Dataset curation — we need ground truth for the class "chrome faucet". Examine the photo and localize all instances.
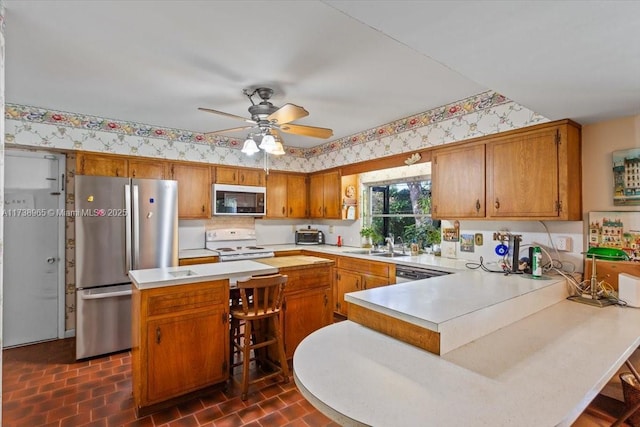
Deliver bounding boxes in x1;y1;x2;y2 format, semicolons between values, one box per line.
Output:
385;234;394;253
396;236;405;254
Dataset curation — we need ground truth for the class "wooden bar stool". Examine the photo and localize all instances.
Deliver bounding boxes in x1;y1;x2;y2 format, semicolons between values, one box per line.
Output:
229;274;290;400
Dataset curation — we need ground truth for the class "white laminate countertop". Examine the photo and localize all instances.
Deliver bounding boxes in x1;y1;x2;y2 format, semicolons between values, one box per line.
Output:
128;260;278;289
345;270;565;329
294;301;640;427
266;244;471;272
178;248;218;259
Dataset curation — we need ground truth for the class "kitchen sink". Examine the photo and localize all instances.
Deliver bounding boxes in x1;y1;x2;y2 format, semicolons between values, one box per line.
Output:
345;249;410;258
370;252;410;258
344;249;373;255
169;270;197;278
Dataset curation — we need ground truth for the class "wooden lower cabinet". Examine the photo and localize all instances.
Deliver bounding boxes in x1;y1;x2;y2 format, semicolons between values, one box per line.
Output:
584;259;640;291
276;264;332;359
146;310;226;403
132;280;229;415
334;270;362;316
334;256;396;316
282;287;331;359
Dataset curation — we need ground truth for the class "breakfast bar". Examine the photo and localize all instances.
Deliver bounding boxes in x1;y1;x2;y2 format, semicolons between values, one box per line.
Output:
294;300;640;426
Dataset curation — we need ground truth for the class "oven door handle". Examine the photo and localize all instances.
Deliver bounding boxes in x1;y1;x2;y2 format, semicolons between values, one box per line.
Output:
80;289;132;300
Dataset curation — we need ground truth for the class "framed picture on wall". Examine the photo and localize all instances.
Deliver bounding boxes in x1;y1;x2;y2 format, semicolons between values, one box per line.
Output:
613;148;640;206
588;211;640;261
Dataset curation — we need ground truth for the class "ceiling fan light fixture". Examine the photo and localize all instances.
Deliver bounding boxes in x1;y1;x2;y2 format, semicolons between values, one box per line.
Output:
241;136;260;155
258;132;276;152
270;140;285;156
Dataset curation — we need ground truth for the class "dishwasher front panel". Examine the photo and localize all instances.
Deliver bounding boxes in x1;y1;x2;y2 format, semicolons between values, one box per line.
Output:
76;283;132;360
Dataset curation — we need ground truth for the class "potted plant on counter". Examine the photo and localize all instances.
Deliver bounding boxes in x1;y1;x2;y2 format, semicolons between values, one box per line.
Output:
360;226;381;248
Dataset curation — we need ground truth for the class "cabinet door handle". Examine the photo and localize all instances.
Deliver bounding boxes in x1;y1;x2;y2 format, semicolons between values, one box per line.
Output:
115;168;120;177
131;169;136;178
282;206;285;215
156;327;162;344
289;207;293;215
240;174;244;183
202;204;205;213
476;199;481;212
233;172;236;181
494;198;500;210
324;294;328;306
363;280;367;290
356;279;360;289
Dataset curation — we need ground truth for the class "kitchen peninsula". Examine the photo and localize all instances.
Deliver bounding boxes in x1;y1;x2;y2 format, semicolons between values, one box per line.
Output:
128;255;334;416
294;281;640;426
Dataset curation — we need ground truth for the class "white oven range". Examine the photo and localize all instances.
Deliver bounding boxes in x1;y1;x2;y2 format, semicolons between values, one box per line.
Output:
205;229;274;262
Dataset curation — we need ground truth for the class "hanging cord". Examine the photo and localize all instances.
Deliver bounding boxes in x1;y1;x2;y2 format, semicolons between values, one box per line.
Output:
465;256;513;274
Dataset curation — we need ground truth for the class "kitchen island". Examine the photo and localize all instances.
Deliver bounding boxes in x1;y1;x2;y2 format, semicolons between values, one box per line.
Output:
294;301;640;426
128;256;334;416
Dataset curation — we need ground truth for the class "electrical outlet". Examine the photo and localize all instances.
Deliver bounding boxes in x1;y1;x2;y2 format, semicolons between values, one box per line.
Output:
329;225;334;234
556;236;572;252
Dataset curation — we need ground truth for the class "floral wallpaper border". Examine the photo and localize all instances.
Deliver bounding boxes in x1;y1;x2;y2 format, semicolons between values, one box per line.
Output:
6;90;509;160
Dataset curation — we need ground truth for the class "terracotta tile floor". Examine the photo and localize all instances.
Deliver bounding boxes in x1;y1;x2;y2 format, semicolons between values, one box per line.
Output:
2;338;339;427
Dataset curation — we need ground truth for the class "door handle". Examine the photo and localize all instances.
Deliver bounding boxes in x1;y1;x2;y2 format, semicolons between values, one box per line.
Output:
156;327;162;344
46;257;56;264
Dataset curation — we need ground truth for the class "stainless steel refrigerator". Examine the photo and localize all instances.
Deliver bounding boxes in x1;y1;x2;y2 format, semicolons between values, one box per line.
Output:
75;175;178;359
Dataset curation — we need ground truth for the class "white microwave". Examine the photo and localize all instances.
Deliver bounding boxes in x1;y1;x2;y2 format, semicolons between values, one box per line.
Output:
212;184;266;216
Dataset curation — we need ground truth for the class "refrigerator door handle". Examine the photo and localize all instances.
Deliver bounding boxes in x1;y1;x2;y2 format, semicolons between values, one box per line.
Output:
132;184;140;270
80;289;132;300
125;184;132;274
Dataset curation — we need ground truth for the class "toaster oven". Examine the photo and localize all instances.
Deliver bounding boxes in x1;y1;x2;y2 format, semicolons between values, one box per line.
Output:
295;229;325;245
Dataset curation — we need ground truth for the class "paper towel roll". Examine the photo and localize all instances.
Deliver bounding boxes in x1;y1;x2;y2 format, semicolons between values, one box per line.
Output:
619;273;640;308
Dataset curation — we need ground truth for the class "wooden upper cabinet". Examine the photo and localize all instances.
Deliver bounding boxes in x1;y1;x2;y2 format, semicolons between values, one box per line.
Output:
431;119;581;221
168;163;210;219
76;153;128;177
431;144;485;219
486;127;559;218
216;166;265;186
265;172;308;218
287;174;308;218
266;172;288;218
129;159;166;180
309;171;341;219
486;121;581;220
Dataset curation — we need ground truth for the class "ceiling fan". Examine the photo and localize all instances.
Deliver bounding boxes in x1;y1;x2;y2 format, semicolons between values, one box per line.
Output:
199;87;333;155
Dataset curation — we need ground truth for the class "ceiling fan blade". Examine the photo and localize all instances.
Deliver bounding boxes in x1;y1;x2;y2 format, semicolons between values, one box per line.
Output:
278;123;333;139
204;125;255;136
198;107;255;124
267;103;309;124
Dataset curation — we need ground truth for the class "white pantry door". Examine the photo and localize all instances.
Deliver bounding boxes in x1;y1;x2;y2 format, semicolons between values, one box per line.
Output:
3;150;66;347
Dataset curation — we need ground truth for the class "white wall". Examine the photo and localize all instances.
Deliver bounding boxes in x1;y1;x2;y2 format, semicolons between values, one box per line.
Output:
439;220;584;273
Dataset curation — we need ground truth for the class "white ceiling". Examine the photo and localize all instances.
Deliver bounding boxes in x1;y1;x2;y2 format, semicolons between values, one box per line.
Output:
5;1;640;150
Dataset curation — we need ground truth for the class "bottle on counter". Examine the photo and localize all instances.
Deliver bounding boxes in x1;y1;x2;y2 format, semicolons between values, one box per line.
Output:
337;235;342;247
532;246;542;277
410;241;419;256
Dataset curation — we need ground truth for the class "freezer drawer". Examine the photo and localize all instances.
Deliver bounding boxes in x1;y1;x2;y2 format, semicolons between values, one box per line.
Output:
76;284;132;360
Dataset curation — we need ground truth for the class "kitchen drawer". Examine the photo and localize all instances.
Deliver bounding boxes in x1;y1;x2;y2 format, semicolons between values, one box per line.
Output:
145;281;227;317
283;267;331;293
178;256;219;266
337;257;391;278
